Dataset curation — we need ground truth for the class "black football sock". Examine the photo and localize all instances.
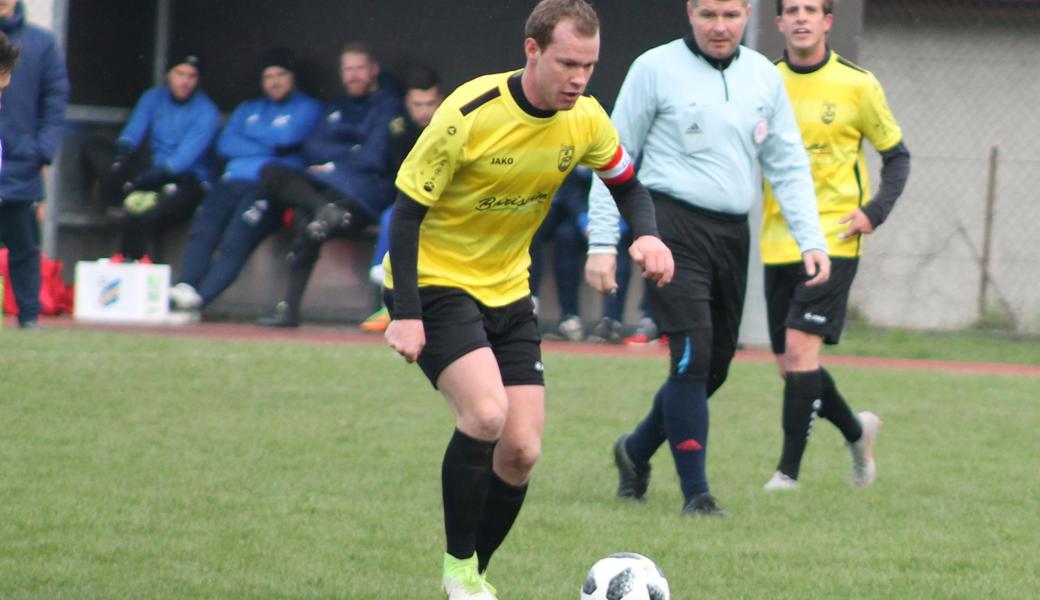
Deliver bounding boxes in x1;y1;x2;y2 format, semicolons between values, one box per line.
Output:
661;375;710;502
777;369;822;480
442;428;497;560
624;385;667;470
818;368;863;443
475;473;528;573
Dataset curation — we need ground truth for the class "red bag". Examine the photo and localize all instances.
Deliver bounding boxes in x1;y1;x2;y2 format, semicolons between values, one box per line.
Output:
0;248;74;316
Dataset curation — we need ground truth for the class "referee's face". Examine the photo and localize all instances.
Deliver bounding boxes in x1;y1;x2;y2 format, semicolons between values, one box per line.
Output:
524;19;600;112
688;0;751;60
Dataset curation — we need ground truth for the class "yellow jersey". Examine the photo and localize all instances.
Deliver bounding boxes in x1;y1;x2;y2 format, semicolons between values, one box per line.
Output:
761;51;902;264
385;70;627;306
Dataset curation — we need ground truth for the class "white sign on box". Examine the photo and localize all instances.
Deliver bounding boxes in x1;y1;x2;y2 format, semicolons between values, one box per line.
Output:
74;261;170;323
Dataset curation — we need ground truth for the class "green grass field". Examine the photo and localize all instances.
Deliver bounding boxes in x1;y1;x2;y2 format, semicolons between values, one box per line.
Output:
833;323;1040;366
2;330;1038;598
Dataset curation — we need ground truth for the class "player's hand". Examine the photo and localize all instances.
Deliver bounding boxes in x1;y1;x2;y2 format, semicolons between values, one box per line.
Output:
630;235;674;287
837;209;875;240
385;318;425;363
585;253;618;295
802;250;831;287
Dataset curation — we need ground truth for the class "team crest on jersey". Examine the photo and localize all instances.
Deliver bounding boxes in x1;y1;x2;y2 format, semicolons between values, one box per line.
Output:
557;145;575;172
821;102;837;124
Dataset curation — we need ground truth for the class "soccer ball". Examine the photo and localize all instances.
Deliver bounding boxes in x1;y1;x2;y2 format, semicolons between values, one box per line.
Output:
580;552;670;600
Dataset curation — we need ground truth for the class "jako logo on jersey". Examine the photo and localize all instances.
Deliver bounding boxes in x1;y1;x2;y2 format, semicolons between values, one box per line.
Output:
676;439;703;452
272;114;292;128
803;312;827;325
474;192;548;212
491;157;514;165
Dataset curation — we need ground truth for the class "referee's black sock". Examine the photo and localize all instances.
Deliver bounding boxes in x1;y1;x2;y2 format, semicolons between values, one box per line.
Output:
442;428;497;560
777;369;822;480
818;368;863;443
661;375;710;502
625;385;668;468
475;473;528;573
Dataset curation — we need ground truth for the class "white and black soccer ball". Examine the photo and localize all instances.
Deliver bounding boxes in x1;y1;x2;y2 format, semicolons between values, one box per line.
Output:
580;552;670;600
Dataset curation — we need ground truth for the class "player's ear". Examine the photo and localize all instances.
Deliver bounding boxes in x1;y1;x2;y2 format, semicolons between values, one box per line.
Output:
523;37;540;63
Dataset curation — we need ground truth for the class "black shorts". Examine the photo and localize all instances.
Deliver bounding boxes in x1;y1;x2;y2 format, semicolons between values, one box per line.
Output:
647;192;749;337
645;193;749;387
765;257;859;354
385;286;544;389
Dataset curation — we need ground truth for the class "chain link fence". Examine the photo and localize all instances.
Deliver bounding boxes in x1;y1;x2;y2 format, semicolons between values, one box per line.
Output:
852;0;1040;334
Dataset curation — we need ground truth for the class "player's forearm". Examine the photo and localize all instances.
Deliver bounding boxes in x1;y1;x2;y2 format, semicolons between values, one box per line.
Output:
863;141;911;228
387;192;429;319
608;176;659;240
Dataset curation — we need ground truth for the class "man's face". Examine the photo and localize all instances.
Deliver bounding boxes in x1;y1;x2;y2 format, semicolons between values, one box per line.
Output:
0;69;11;110
687;0;751;60
777;0;832;54
0;0;15;19
262;66;295;102
340;52;379;98
167;64;200;101
524;19;600;111
404;87;442;128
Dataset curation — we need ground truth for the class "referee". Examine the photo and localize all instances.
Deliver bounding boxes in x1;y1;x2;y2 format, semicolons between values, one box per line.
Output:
383;1;673;598
761;0;910;491
587;0;829;518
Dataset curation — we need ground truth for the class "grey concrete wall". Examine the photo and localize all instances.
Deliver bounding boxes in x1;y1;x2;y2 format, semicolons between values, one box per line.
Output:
853;16;1040;333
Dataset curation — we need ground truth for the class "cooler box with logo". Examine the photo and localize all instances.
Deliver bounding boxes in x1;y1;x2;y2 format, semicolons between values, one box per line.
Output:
74;261;171;323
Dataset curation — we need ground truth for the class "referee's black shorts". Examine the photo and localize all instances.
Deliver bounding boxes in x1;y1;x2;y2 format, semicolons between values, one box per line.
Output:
764;257;859;355
646;191;749;372
385;286;544;389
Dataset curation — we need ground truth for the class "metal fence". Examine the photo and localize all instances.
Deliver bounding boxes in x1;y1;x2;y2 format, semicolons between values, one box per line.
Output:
852;0;1040;334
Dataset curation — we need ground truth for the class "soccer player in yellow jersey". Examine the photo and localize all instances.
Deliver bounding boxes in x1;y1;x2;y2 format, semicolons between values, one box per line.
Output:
761;0;911;492
382;1;673;597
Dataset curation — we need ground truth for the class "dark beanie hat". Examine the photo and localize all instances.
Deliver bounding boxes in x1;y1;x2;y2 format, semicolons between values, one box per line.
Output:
260;47;296;73
167;45;203;74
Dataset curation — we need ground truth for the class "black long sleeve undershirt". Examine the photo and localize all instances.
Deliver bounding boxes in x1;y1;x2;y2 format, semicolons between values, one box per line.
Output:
386;192;428;319
606;174;659;240
862;141;911;228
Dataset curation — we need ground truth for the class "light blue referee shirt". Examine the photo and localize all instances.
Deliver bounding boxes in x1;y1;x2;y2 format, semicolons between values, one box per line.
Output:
588;37;826;254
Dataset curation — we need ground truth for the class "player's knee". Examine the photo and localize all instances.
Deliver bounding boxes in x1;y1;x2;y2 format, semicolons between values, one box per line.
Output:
500;439;541;478
786;341;819;370
459;400;509;441
783;333;821;372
